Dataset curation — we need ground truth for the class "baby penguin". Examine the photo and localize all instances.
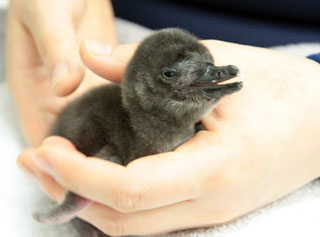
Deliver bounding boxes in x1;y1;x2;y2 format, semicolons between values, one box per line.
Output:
33;28;243;224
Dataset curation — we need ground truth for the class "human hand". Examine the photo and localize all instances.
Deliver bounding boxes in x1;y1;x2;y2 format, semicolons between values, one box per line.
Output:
18;40;320;235
6;0;117;146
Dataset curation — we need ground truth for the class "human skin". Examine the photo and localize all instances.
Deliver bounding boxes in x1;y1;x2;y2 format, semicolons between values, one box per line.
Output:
17;40;320;235
6;0;117;146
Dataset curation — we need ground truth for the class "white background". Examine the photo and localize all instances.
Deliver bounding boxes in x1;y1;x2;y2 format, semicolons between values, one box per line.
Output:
0;0;8;9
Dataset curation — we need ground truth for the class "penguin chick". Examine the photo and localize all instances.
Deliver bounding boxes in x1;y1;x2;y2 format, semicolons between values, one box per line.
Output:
33;28;243;224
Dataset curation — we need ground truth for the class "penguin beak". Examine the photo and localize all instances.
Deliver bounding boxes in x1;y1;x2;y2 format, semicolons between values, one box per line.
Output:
190;63;240;87
190;63;243;97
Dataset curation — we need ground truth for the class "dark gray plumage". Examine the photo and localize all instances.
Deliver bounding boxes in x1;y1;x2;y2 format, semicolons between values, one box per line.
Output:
33;28;243;224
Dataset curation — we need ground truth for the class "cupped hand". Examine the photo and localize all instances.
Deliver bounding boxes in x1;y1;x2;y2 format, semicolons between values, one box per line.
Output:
18;40;320;236
6;0;117;146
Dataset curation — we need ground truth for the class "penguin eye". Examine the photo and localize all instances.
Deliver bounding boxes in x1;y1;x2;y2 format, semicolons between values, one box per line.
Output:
162;69;177;80
216;71;224;77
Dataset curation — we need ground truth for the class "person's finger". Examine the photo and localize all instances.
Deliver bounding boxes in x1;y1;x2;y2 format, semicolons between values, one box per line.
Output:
32;133;226;213
22;8;85;96
17;148;38;177
78;198;217;236
41;136;77;150
80;40;138;82
17;148;66;202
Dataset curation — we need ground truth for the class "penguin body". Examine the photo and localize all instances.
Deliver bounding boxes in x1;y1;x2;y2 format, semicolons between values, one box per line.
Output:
33;28;242;224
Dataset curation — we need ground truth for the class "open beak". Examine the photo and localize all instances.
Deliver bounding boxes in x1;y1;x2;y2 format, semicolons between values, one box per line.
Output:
190;63;243;97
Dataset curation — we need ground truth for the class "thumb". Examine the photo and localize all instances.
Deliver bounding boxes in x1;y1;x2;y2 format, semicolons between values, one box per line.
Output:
26;12;85;96
80;40;138;83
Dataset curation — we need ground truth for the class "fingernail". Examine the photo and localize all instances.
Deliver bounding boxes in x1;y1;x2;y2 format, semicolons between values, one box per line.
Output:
51;62;69;87
84;40;112;55
32;153;55;177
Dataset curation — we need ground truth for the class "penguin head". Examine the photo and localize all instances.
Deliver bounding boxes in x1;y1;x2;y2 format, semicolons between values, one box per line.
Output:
122;28;242;109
